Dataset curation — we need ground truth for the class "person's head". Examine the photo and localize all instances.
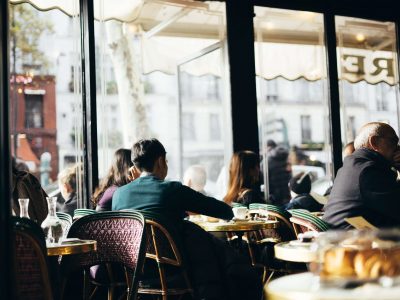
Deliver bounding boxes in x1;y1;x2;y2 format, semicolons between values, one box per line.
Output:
267;139;277;151
58;164;80;200
183;165;207;193
92;149;133;205
131;138;167;179
289;172;311;197
224;150;260;204
343;141;355;158
354;122;399;162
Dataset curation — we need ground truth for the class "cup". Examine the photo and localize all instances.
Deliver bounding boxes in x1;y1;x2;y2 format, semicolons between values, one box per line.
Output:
232;207;248;219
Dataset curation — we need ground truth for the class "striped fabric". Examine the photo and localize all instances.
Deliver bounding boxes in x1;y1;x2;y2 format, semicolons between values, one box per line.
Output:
56;212;73;225
73;209;97;219
249;203;291;220
288;209;330;231
232;202;246;208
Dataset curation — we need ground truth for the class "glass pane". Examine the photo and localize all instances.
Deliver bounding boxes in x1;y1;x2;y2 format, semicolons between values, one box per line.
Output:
178;46;228;197
254;7;332;205
9;2;85;213
95;1;230;198
336;16;399;143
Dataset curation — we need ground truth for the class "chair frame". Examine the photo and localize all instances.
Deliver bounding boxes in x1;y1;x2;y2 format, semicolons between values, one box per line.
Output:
138;218;194;300
60;211;147;300
13;216;53;300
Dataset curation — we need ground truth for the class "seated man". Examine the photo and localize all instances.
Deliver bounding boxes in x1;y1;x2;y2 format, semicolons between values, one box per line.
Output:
113;138;260;300
323;122;400;229
183;164;207;195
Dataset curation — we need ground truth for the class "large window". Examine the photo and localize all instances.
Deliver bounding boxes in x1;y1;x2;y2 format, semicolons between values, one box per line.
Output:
336;16;400;144
254;7;332;203
9;1;86;207
95;1;230;197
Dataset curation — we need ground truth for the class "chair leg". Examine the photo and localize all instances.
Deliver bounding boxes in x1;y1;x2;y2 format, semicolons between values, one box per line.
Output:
266;271;275;284
89;286;98;299
108;286;114;300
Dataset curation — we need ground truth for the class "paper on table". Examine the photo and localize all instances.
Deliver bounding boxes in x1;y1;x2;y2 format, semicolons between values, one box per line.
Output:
344;216;378;230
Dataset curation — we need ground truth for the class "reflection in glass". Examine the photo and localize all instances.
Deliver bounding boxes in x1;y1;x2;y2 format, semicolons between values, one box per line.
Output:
336;16;400;145
9;1;85;208
254;7;332;205
95;1;230;198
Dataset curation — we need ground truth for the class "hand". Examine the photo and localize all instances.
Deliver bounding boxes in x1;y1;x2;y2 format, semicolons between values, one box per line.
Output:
393;146;400;171
128;166;141;182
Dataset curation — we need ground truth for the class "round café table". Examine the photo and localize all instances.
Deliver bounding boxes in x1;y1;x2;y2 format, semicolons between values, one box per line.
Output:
274;241;318;263
193;219;279;232
47;239;97;256
265;272;400;300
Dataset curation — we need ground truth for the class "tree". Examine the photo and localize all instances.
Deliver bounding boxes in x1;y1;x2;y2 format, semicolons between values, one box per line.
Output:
106;21;151;145
9;3;54;75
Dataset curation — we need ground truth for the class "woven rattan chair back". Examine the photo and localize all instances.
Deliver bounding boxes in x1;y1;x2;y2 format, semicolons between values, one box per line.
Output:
13;216;53;300
138;215;193;300
60;211;146;300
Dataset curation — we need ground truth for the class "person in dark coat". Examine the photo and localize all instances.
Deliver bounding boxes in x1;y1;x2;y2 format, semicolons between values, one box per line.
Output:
323;122;400;229
285;172;323;212
267;140;292;205
113;138;261;300
57;163;81;216
12;159;48;224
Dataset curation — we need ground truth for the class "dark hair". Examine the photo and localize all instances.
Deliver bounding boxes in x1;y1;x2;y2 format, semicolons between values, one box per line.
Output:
224;150;260;205
131;138;166;172
289;172;311;194
92;149;133;205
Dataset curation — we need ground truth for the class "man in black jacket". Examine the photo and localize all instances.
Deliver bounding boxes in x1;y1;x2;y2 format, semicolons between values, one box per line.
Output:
323;122;400;229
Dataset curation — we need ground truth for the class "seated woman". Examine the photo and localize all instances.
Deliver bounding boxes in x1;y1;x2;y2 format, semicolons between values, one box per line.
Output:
92;148;137;211
284;172;323;212
224;150;265;207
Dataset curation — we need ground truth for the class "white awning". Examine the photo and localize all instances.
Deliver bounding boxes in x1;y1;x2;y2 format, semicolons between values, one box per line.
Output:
10;0;143;21
10;0;399;85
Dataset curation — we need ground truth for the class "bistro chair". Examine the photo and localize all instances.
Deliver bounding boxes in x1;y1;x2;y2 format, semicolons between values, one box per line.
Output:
12;216;54;300
73;208;97;220
247;204;301;283
57;212;73;225
138;211;194;300
57;212;73;237
288;209;330;237
60;211;147;300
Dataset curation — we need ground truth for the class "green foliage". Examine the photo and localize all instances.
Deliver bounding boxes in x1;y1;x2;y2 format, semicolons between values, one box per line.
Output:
9;4;54;74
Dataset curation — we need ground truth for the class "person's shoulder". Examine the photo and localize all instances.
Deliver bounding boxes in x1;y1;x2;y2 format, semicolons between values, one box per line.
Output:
160;179;182;187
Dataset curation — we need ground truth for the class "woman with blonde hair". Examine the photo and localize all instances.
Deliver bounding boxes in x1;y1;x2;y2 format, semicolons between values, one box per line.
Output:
224;150;265;206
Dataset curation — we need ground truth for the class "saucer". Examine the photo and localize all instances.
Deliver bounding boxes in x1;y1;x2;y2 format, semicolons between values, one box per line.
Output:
289;240;313;247
232;217;250;222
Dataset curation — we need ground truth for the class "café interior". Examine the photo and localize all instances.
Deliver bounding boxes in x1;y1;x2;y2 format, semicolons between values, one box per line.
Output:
2;0;400;299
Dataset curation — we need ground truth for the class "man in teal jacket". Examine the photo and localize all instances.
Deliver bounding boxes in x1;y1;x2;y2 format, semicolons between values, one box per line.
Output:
112;139;233;222
112;138;260;300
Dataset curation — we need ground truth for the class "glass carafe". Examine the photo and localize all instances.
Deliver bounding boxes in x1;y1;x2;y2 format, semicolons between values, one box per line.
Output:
18;198;30;219
41;197;64;245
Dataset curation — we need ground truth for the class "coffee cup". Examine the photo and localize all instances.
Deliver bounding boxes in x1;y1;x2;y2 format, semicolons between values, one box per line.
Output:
232;207;248;219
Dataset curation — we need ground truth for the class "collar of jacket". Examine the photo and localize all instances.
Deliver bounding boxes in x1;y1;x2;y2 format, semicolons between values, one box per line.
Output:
353;147;393;169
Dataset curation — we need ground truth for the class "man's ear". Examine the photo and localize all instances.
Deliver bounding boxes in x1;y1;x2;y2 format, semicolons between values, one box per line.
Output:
369;135;380;151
